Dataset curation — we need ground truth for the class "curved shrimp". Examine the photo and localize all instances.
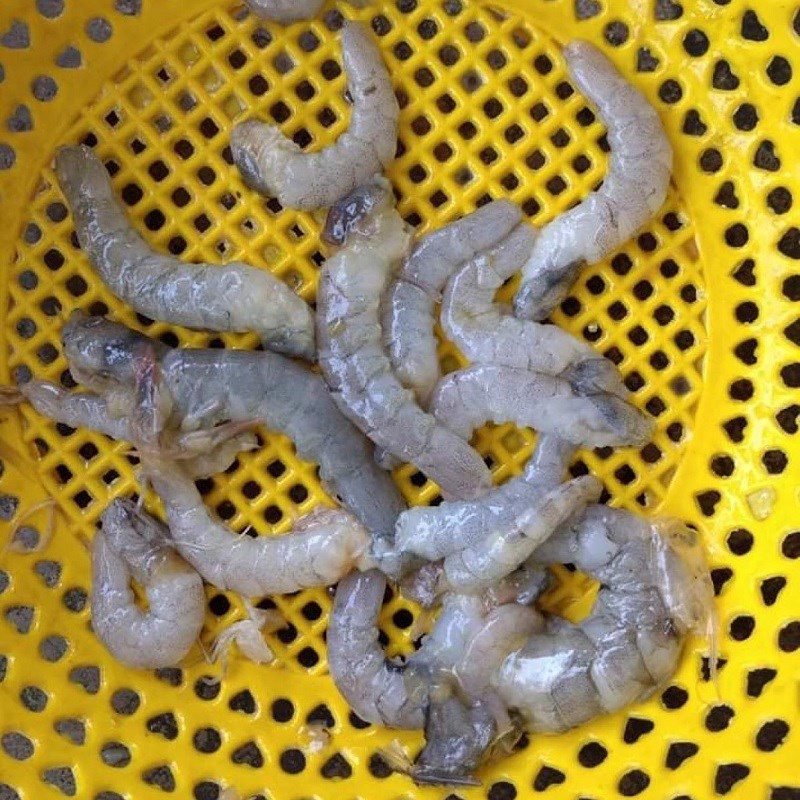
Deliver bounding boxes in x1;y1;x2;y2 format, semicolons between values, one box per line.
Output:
245;0;323;23
144;458;371;596
328;575;508;785
494;507;714;732
440;225;627;398
55;145;314;359
60;312;407;572
432;364;652;448
316;183;491;500
231;21;398;210
92;498;205;669
395;452;595;562
17;380;258;479
382;200;522;404
514;40;672;321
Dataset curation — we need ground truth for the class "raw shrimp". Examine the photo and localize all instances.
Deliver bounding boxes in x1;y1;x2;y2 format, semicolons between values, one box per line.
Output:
494;507;714;732
316;182;491;500
145;458;371;596
440;225;627;398
60;312;407;571
17;380;258;478
245;0;323;23
55;145;315;359
514;40;672;321
382;200;522;404
231;21;398;210
432;364;652;448
328;574;507;784
92;498;205;669
395;435;596;561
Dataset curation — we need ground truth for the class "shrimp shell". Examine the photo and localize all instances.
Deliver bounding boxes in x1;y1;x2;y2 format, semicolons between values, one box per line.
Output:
431;364;653;448
92;499;205;669
494;507;714;732
514;40;672;321
382;200;522;404
231;21;398;210
317;184;491;500
245;0;323;23
55;146;314;359
440;224;627;398
145;460;371;596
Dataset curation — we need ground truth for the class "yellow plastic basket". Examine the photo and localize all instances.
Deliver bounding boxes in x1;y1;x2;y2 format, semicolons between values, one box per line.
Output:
0;0;797;797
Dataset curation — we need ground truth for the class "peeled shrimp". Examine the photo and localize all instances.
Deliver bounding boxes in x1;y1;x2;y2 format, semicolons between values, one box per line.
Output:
55;146;315;359
92;498;205;668
432;364;652;448
514;40;672;321
382;200;522;404
395;456;596;562
17;380;257;478
440;225;627;398
245;0;323;23
60;312;406;571
316;183;491;500
231;21;398;210
494;507;714;732
145;458;370;596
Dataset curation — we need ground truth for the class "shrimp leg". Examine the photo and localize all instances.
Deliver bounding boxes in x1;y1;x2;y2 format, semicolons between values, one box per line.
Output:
514;41;672;321
55;146;315;359
144;458;371;596
431;364;652;448
316;183;491;500
493;507;714;732
92;498;205;668
231;22;398;210
61;312;407;572
440;225;627;398
382;200;522;404
16;380;258;479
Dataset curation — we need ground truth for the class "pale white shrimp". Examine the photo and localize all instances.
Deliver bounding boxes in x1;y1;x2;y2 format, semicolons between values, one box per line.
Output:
394;435;580;562
144;458;371;596
432;364;652;448
514;40;673;321
91;498;205;669
316;182;491;500
245;0;323;23
328;574;504;785
60;312;407;573
231;21;398;210
494;507;714;732
55;145;315;359
16;379;258;478
382;200;522;404
441;225;627;398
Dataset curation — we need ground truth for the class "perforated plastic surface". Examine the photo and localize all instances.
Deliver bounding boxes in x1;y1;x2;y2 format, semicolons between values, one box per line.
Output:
0;0;797;798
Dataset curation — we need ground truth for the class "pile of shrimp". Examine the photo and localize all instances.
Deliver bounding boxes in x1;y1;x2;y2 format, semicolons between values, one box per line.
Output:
5;8;715;788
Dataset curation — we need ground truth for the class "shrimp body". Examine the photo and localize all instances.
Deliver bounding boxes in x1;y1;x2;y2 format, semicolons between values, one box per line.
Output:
514;41;672;321
317;184;491;499
432;364;652;448
440;225;626;398
494;507;714;732
146;461;370;596
55;146;314;359
246;0;323;23
92;499;205;669
61;313;406;570
382;200;522;404
231;22;398;210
